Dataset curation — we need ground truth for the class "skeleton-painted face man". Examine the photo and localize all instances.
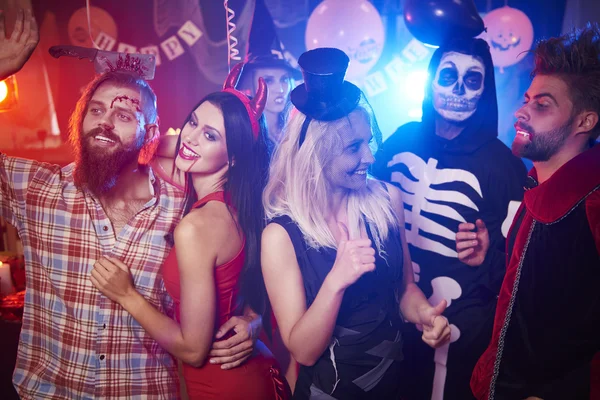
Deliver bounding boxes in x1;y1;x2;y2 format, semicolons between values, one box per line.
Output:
432;52;485;122
372;37;528;400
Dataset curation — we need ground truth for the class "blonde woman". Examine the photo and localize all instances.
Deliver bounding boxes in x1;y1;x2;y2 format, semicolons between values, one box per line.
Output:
261;48;452;399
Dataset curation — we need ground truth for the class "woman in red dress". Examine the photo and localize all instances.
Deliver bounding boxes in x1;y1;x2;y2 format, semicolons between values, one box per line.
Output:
90;64;289;399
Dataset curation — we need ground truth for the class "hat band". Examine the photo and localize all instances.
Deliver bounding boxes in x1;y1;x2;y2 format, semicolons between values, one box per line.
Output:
298;116;312;148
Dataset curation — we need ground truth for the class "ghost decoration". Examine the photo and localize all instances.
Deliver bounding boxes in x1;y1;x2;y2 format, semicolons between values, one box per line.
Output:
481;7;534;71
432;52;485;122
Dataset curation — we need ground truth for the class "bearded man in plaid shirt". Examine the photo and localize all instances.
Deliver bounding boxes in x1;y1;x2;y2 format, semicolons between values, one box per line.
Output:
0;9;260;399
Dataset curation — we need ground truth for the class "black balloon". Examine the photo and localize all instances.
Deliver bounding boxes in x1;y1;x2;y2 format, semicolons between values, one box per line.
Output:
404;0;484;46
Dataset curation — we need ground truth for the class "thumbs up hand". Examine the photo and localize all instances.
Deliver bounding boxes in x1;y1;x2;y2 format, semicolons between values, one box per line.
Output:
418;300;451;349
325;222;376;293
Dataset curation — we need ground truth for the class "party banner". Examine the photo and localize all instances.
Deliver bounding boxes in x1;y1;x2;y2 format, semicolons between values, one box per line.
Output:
31;0;255;138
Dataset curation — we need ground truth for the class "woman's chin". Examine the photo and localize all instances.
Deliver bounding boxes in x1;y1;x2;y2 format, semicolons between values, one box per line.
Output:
266;104;286;115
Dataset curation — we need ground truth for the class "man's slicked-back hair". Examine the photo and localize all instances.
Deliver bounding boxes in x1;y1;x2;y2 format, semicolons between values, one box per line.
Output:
532;22;600;139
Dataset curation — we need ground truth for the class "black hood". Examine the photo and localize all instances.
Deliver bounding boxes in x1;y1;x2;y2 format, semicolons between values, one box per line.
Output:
421;38;499;154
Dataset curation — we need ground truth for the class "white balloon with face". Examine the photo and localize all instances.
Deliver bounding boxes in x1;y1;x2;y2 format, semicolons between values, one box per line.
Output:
432;52;485;122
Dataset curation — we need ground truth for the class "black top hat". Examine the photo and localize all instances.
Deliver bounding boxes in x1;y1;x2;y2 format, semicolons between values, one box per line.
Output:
290;48;362;121
241;0;302;81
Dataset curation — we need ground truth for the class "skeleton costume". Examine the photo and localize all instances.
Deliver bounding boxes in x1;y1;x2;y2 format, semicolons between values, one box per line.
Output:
372;38;527;400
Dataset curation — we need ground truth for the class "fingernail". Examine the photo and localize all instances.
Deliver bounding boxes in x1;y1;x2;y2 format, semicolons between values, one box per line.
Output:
221;365;228;370
209;359;215;364
473;240;478;245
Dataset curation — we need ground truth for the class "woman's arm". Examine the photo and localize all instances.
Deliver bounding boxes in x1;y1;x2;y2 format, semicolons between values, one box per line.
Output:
261;222;374;366
261;223;342;366
384;182;451;348
91;208;230;367
155;133;179;158
150;134;185;188
270;324;298;392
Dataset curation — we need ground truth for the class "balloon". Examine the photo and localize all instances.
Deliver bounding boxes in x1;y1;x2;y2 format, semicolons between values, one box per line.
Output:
305;0;385;80
481;7;534;69
404;0;484;47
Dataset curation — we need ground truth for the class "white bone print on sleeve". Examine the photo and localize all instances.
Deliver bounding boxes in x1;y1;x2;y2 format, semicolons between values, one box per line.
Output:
501;200;521;238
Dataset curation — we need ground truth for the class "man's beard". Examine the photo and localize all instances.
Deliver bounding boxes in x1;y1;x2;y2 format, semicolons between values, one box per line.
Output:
512;118;573;162
74;127;144;195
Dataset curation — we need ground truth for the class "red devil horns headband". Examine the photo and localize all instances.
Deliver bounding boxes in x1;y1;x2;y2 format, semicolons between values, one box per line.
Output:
222;63;267;140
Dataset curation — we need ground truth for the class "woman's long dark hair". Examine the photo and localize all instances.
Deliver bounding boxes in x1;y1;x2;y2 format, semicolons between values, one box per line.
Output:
175;91;271;335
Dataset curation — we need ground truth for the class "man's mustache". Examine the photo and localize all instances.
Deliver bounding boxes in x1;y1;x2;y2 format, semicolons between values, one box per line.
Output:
84;127;121;144
515;121;535;134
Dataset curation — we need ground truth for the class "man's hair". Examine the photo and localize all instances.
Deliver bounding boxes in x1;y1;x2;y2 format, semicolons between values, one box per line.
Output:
532;23;600;139
68;72;159;162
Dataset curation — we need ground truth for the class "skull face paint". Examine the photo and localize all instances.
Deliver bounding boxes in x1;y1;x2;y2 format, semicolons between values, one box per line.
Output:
432;52;485;122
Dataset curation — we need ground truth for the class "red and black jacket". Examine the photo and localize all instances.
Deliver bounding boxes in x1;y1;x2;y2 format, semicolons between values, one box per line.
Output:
471;145;600;400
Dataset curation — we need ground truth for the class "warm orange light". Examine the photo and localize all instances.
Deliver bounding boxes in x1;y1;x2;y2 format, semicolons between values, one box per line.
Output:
0;81;7;103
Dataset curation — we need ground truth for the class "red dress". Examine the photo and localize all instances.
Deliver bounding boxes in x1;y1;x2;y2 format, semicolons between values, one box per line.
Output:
162;191;288;399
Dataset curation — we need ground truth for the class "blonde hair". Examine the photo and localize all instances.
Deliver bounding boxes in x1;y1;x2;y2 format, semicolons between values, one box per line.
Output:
263;105;398;253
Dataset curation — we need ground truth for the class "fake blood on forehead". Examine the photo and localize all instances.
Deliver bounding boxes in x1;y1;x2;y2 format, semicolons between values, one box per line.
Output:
110;95;142;113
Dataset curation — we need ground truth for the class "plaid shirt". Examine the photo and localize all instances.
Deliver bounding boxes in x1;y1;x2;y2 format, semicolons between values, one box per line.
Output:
0;153;185;399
